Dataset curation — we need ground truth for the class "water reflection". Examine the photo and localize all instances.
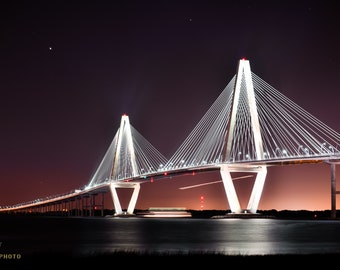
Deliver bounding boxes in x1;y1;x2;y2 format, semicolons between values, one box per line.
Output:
1;216;340;256
74;218;340;256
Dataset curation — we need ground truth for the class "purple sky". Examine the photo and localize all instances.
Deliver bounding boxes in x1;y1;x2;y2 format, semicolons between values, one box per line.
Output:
1;0;340;210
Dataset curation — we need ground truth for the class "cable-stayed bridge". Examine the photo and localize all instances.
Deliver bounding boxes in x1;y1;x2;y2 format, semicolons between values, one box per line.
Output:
2;59;340;217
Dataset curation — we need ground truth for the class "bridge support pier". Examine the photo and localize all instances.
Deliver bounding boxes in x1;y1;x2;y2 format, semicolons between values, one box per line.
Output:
331;163;336;219
325;161;340;219
110;182;140;215
220;164;267;214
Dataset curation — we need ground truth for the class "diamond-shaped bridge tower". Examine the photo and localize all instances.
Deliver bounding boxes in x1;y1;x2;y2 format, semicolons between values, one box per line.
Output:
87;114;168;215
221;58;267;214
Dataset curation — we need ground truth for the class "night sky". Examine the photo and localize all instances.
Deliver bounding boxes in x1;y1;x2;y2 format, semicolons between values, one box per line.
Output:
1;0;340;211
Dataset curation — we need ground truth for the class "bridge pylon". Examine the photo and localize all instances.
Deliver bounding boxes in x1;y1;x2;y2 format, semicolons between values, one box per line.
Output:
86;113;168;216
220;164;267;214
109;115;141;215
221;59;267;214
110;182;140;216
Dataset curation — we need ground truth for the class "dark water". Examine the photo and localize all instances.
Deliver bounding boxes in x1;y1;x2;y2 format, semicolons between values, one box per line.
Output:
1;215;340;265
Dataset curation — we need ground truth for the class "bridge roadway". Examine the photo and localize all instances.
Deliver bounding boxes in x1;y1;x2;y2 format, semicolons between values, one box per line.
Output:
1;154;339;215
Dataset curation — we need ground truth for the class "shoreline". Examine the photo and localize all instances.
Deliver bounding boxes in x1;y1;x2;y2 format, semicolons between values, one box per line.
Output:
1;209;340;220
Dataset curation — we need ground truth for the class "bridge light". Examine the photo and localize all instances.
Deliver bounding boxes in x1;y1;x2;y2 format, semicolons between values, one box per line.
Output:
164;172;168;176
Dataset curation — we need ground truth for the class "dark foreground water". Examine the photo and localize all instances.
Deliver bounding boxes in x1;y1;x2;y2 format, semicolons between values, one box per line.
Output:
1;215;340;266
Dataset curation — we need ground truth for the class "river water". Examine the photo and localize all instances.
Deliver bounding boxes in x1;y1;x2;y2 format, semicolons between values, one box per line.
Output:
1;215;340;265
